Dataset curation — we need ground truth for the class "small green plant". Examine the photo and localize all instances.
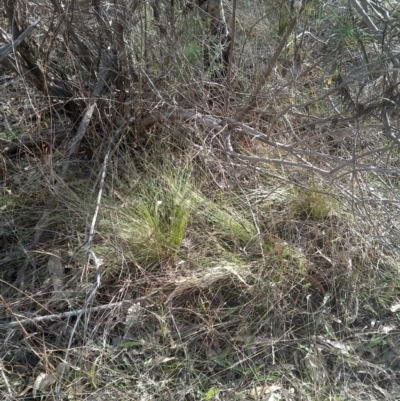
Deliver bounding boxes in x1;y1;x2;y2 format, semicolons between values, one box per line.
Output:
185;41;203;66
333;15;370;49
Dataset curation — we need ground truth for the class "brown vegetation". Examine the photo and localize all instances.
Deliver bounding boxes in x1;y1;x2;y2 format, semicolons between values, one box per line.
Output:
1;1;400;400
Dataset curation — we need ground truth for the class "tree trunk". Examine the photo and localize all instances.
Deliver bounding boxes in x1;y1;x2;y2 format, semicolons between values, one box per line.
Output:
198;0;231;79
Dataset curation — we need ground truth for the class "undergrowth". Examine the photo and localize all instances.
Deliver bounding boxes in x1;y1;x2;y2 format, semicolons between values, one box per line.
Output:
1;140;400;401
1;1;400;400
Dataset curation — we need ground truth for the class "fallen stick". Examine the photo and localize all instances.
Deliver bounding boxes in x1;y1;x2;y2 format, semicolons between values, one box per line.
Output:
0;300;132;330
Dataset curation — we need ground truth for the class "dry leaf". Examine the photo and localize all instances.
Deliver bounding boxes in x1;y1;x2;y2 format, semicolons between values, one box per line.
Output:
125;302;143;325
48;253;64;292
249;384;281;400
32;372;57;397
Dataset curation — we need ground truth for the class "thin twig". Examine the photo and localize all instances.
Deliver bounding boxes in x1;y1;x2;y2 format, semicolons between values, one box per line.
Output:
0;359;13;397
236;15;298;120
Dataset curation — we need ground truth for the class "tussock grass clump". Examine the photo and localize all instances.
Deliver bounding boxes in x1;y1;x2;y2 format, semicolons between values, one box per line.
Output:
193;192;259;252
288;183;339;221
113;160;194;268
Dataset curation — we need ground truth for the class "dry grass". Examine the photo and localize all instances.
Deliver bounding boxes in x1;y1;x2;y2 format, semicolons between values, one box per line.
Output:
1;134;400;400
1;1;400;400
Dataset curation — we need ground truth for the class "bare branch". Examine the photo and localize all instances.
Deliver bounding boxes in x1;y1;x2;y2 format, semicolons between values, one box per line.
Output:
236;15;298;120
0;18;40;62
